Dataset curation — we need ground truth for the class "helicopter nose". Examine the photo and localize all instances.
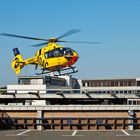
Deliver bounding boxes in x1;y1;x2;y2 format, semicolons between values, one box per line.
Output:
73;55;78;61
67;55;78;66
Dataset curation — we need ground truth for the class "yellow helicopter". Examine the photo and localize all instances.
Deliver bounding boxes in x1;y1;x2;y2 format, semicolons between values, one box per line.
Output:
1;30;100;76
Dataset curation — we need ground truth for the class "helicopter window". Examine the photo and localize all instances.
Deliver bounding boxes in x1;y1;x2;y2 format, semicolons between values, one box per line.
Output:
45;52;49;58
45;48;62;58
61;48;73;56
53;49;62;57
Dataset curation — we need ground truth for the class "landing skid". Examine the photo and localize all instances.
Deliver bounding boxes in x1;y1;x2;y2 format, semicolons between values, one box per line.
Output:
35;69;52;75
35;66;78;76
55;67;78;76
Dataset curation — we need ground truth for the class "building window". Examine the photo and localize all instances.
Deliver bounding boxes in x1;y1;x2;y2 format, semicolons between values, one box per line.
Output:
20;79;30;85
137;81;140;86
128;81;132;86
120;81;124;86
82;82;85;87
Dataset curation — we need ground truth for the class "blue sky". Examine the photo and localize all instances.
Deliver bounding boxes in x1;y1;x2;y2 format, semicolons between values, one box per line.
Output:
0;0;140;86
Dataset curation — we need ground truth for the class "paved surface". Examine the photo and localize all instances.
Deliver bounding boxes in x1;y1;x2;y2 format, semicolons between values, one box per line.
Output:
0;129;140;140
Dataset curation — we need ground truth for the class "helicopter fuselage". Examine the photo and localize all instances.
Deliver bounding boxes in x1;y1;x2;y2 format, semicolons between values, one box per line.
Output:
11;42;79;74
35;43;79;71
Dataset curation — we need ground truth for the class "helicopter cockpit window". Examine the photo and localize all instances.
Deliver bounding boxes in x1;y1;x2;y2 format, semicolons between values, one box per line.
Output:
61;48;73;57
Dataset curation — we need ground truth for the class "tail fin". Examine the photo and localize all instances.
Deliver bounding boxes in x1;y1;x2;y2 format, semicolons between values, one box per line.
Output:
11;48;25;74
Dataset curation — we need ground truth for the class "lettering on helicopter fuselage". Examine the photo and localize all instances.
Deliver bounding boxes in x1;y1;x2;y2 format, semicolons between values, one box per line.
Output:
38;57;48;68
45;62;49;68
38;57;43;66
14;57;19;69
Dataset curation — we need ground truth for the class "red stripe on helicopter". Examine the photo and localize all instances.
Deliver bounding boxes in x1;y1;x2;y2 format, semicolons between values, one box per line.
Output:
67;56;78;66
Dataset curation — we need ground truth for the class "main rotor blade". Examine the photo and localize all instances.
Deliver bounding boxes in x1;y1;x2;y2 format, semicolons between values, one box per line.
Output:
1;33;49;41
32;42;48;47
58;40;101;44
57;29;82;40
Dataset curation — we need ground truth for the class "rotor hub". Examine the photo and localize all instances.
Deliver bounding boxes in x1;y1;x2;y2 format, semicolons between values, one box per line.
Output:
48;38;58;43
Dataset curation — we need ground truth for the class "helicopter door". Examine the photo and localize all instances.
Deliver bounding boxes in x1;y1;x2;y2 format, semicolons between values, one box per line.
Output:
44;49;63;68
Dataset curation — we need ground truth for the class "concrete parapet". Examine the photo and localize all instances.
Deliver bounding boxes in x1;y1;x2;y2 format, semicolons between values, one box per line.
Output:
0;105;140;111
